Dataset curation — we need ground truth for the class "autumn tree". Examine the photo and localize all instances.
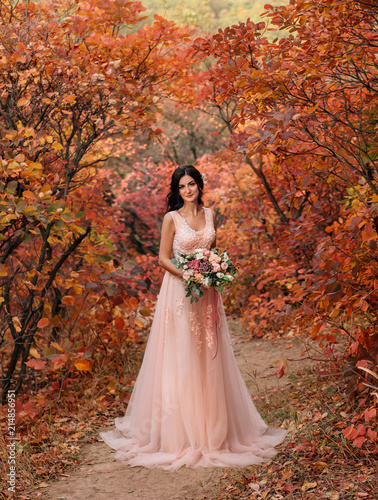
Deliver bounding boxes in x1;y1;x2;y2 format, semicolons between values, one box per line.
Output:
0;0;195;401
190;0;378;447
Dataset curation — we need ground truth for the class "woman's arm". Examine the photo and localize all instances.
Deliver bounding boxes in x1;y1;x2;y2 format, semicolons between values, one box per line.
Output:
158;213;182;276
211;209;217;249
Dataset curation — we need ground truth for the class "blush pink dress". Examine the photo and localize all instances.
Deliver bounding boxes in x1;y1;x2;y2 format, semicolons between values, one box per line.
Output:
100;207;286;470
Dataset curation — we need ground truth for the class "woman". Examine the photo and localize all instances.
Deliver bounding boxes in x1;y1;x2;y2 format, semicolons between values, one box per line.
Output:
100;165;286;470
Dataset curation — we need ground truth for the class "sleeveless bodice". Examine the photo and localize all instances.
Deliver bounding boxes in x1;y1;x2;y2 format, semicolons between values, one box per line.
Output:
169;207;216;258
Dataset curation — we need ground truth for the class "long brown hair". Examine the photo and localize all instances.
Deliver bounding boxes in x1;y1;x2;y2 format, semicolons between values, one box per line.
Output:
166;165;204;212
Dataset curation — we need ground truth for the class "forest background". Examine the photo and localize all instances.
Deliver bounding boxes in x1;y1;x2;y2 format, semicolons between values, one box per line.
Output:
0;0;377;497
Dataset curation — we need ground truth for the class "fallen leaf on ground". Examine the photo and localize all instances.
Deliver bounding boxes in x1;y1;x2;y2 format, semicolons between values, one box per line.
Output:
302;481;317;492
314;461;328;471
37;482;49;488
249;482;260;491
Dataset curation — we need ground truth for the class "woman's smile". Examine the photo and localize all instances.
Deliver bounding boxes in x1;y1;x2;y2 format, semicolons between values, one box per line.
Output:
178;175;199;201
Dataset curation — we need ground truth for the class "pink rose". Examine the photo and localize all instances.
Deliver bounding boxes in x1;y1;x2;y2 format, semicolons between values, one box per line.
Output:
212;262;221;272
203;249;210;256
209;252;217;262
221;261;228;271
182;271;191;280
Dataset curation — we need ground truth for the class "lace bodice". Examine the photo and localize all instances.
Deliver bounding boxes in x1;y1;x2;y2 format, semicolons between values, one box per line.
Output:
168;207;216;258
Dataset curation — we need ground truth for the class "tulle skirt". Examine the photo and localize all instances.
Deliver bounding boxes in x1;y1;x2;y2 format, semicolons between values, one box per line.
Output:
100;272;286;470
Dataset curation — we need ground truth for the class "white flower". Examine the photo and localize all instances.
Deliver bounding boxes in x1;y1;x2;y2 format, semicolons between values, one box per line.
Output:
225;275;234;281
183;265;188;269
216;272;224;279
195;250;204;260
222;252;229;261
201;277;211;288
209;252;217;262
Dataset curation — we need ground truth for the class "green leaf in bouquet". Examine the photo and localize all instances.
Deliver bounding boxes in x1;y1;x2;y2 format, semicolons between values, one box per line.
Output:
171;258;177;265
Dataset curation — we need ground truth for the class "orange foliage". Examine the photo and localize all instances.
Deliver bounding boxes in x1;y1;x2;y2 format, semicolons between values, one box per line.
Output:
0;0;194;401
2;0;377;456
192;0;378;448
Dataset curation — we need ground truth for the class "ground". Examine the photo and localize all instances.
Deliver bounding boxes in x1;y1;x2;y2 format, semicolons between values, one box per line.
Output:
38;320;316;500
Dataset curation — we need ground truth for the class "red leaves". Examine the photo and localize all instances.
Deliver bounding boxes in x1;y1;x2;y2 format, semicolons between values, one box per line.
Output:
37;318;49;328
343;424;367;448
25;358;46;370
61;296;76;307
277;362;285;379
364;407;376;422
195;0;378;418
115;317;125;330
343;404;377;448
366;428;377;442
16;401;38;421
85;209;97;220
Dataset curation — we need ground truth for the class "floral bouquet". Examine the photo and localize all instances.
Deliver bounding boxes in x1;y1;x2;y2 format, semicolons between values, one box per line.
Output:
172;248;238;303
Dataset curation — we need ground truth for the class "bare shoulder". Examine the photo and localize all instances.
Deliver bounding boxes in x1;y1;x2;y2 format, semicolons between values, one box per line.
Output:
162;211;175;231
163;211;174;222
205;207;216;220
204;207;217;229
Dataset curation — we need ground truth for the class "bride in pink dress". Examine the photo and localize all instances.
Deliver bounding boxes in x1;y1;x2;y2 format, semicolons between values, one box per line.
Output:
100;165;286;470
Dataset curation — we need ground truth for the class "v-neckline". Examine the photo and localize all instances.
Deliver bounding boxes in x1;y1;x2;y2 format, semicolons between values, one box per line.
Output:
176;208;207;232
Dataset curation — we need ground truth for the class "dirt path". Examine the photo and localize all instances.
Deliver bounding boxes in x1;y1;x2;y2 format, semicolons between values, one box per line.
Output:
40;321;315;500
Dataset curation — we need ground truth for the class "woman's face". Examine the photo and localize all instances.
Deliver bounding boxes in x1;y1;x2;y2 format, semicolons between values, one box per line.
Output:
178;175;199;203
